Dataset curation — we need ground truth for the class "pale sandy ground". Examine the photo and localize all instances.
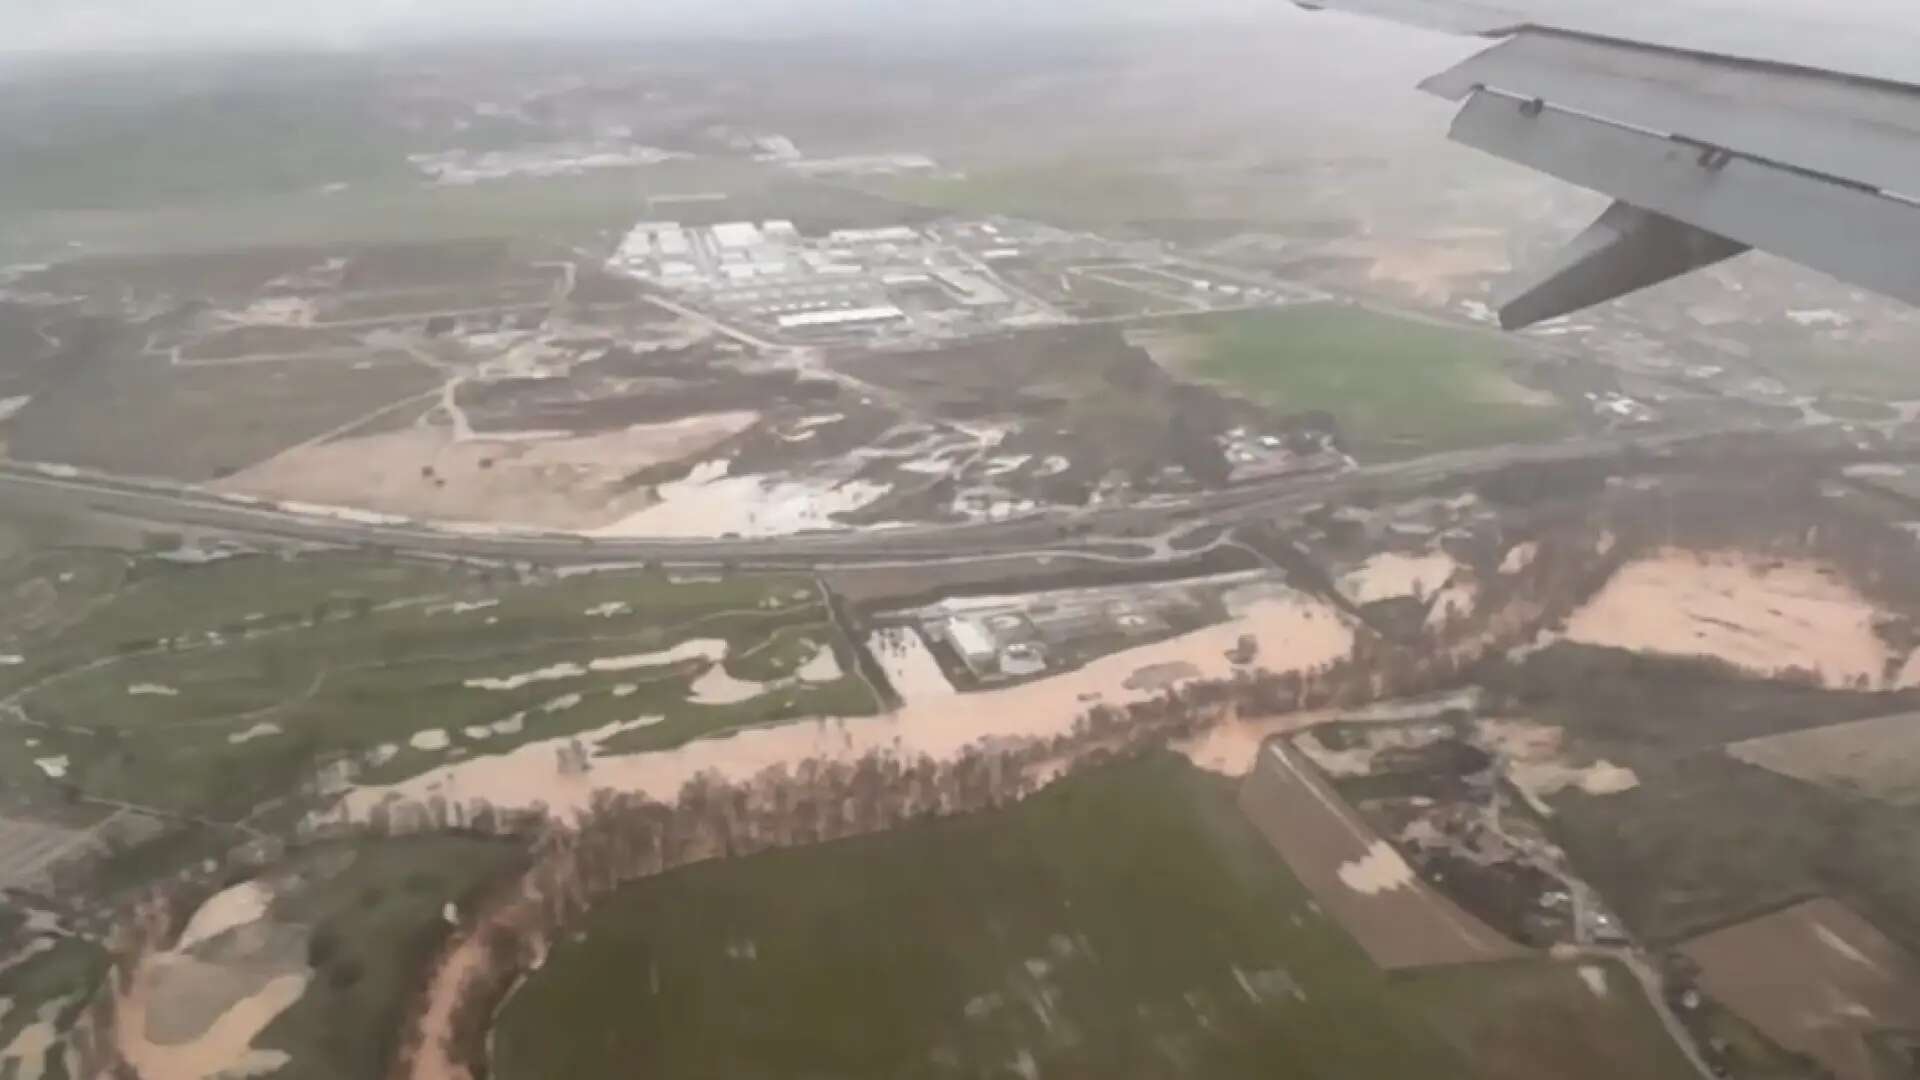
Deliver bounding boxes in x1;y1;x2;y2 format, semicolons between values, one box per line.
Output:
587;459;891;538
335;594;1355;823
216;412;758;531
1727;711;1920;805
1563;550;1891;689
1339;550;1459;605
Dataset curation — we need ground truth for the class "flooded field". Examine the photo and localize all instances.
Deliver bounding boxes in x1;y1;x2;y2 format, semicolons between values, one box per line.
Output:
1339;550;1460;606
336;591;1355;823
864;627;956;702
115;883;311;1080
1563;550;1894;689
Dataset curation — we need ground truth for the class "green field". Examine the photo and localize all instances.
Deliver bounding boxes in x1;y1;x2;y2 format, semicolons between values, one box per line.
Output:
1181;304;1574;460
1396;959;1701;1080
1;554;877;821
494;754;1693;1080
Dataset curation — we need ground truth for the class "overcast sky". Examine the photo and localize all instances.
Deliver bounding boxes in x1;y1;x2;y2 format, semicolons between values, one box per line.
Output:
5;0;1282;54
7;0;1917;63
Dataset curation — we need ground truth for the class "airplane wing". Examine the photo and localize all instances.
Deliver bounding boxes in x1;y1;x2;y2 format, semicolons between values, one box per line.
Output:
1295;0;1920;328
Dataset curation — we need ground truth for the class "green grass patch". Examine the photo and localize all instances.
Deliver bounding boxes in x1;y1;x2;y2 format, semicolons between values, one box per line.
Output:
1182;304;1573;460
1394;959;1698;1080
258;835;529;1080
498;755;1483;1079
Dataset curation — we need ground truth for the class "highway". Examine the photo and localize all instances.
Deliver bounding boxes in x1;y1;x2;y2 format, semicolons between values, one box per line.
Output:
0;430;1695;569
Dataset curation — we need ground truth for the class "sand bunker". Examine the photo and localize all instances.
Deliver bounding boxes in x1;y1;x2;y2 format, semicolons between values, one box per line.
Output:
336;594;1354;823
410;729;451;752
464;641;726;691
228;722;281;745
1564;550;1890;689
217;412;758;531
688;664;767;706
1339;551;1458;606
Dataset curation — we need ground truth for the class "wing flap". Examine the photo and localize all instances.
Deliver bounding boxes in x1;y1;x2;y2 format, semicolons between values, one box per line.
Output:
1450;88;1920;310
1422;31;1920;200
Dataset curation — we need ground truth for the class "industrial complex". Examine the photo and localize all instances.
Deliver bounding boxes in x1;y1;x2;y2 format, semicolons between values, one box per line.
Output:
608;214;1298;345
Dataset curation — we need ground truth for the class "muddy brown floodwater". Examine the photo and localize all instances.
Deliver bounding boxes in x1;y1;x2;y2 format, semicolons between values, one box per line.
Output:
337;593;1356;824
1563;549;1896;689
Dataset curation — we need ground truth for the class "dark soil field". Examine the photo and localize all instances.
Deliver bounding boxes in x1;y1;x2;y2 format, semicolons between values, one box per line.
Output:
1682;898;1920;1080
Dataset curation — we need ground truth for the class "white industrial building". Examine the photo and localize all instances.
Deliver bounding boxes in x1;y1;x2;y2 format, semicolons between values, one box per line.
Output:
776;306;906;330
946;616;998;667
711;221;764;249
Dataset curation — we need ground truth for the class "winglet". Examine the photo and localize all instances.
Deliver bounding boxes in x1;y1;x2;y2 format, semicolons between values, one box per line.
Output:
1497;201;1749;330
